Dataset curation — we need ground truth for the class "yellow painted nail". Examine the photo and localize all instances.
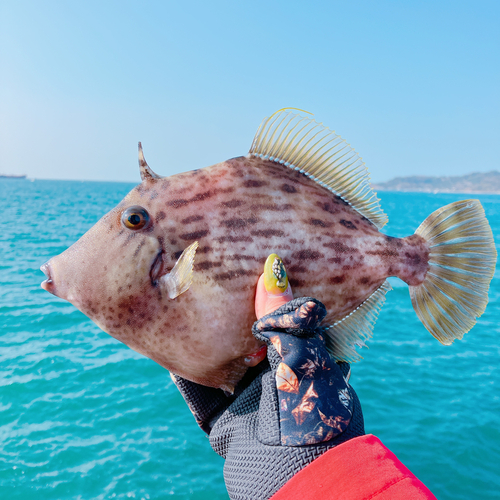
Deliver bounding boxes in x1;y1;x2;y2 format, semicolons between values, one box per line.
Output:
264;253;288;294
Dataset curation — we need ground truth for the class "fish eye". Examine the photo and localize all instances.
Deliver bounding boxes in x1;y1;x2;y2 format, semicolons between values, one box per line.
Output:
122;206;150;230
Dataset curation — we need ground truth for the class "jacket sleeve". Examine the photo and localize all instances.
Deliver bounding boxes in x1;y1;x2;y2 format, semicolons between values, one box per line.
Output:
270;434;437;500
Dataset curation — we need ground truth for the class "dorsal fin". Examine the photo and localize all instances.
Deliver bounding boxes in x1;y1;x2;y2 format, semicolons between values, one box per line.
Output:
249;109;388;228
138;142;163;181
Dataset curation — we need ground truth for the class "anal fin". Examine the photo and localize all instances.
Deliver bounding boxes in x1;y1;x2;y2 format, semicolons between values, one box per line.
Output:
322;280;392;362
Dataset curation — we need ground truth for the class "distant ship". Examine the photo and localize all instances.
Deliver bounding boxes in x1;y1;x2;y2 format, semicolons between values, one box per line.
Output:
0;174;27;179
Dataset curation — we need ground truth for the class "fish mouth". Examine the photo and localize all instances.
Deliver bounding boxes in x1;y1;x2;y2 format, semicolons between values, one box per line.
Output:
149;250;165;286
40;261;56;295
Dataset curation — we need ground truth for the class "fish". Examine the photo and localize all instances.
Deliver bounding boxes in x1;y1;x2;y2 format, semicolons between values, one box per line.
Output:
40;109;497;393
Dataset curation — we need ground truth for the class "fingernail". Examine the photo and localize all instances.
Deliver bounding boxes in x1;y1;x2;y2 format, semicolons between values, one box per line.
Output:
244;345;267;367
264;253;288;295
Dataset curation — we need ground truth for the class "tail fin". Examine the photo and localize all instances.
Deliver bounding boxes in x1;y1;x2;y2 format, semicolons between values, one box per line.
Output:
410;200;497;344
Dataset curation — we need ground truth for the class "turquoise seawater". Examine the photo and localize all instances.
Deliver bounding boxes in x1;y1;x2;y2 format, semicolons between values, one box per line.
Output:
1;178;499;499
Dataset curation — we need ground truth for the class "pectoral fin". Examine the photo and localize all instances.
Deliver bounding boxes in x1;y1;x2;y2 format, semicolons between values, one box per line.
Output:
161;241;199;299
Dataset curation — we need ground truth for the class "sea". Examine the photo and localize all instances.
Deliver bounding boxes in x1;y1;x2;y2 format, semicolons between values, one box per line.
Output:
1;178;499;500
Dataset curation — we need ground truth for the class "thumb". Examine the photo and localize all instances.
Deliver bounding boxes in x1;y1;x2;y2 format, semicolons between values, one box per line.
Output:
255;254;294;319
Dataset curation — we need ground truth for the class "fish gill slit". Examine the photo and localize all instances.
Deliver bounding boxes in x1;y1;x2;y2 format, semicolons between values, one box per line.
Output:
149;249;165;286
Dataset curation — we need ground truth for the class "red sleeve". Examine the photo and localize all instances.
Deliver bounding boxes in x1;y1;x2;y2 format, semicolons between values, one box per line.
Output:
270;434;437;500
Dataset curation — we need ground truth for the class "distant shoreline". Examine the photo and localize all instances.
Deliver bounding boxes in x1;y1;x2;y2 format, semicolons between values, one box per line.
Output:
372;170;500;195
3;172;500;195
373;188;500;195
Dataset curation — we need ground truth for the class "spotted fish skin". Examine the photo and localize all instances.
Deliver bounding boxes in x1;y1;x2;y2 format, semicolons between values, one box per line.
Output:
157;156;429;320
43;155;429;391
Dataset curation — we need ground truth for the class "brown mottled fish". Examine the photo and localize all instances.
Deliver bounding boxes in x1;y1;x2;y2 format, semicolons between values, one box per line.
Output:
40;109;497;392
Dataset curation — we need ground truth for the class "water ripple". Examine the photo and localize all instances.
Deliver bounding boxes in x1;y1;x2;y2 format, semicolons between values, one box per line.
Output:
1;181;499;499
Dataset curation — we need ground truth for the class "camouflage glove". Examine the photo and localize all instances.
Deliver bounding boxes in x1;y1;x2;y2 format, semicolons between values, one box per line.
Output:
173;296;364;500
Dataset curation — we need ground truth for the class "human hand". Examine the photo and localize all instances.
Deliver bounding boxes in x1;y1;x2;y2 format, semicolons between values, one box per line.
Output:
244;254;294;368
173;253;365;500
251;254;355;447
254;253;294;319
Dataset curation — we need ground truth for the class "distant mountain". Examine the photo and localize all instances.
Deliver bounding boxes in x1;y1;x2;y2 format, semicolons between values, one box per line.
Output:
372;171;500;194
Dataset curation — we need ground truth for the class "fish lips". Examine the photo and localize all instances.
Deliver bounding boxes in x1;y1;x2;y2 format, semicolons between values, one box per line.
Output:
40;261;56;295
40;260;66;300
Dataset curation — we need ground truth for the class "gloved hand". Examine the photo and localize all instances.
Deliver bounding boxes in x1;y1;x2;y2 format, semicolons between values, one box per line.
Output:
172;254;365;500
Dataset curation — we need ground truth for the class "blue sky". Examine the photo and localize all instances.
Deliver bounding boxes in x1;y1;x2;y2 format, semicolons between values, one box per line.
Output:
1;0;498;182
